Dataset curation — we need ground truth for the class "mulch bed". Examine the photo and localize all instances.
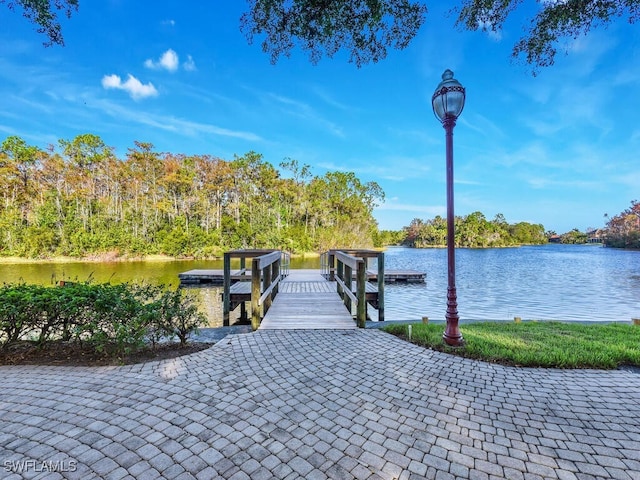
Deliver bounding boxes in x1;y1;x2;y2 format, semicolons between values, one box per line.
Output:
0;340;213;367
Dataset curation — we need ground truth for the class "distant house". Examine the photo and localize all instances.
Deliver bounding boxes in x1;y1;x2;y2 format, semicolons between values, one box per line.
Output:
548;234;561;243
586;228;606;243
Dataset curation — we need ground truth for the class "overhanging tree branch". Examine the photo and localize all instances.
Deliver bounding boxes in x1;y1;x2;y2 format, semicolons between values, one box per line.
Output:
3;0;79;46
240;0;428;67
455;0;640;72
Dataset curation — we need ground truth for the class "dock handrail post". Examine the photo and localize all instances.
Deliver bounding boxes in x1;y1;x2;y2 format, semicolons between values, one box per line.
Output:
223;252;231;326
356;259;366;328
377;252;385;322
251;258;261;330
281;251;290;276
336;257;344;298
263;262;272;313
344;264;352;313
329;251;335;281
272;257;280;297
320;251;326;278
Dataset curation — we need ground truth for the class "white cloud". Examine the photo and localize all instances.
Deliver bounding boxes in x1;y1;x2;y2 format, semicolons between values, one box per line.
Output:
91;98;262;141
183;55;197;72
145;49;179;72
101;74;158;100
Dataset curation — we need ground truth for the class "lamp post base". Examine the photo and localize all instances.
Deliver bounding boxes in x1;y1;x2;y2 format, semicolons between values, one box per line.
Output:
443;288;464;347
442;330;464;347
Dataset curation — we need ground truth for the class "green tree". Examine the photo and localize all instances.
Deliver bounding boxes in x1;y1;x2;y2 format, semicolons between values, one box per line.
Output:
3;0;79;46
241;0;427;67
604;200;640;248
403;213;546;248
456;0;640;70
560;228;588;244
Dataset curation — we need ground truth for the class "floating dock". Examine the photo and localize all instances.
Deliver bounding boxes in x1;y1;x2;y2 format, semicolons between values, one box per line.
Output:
178;269;246;285
179;268;425;286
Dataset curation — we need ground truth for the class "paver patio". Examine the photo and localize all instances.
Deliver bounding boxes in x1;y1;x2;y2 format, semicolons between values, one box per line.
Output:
1;329;639;479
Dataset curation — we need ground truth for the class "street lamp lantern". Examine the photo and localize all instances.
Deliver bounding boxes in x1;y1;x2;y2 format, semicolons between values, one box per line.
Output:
432;69;465;347
432;69;466;123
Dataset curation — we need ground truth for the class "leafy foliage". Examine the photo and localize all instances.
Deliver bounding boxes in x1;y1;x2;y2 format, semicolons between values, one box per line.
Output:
7;1;639;71
0;282;206;358
402;212;546;248
559;228;588;244
242;0;640;69
2;0;79;46
455;0;640;72
0;135;384;258
241;0;427;66
604;200;640;248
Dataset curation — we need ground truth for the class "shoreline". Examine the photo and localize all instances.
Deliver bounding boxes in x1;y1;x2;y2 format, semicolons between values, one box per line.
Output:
0;251;323;265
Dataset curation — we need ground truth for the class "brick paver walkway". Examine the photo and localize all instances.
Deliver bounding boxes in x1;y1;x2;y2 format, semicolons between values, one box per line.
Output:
1;330;639;479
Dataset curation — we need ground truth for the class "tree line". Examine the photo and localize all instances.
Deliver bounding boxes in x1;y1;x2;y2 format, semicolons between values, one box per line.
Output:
0;134;383;258
401;213;547;248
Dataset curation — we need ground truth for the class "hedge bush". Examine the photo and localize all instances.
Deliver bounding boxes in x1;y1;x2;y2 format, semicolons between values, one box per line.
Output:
0;282;206;357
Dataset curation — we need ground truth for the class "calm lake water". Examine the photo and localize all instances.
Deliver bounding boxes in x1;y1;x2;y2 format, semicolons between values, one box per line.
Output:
1;244;638;324
382;244;639;322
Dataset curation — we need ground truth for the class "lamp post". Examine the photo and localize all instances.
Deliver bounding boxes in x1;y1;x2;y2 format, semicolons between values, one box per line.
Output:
432;69;465;347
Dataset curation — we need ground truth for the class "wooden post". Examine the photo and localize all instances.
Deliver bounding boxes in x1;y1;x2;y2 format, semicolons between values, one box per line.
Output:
329;251;335;281
251;258;261;330
336;258;344;298
344;264;352;313
223;252;231;326
356;259;366;328
272;259;280;298
377;252;385;322
263;264;272;313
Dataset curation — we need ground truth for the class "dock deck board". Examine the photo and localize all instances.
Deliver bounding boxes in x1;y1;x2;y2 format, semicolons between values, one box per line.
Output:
259;293;356;329
259;270;356;329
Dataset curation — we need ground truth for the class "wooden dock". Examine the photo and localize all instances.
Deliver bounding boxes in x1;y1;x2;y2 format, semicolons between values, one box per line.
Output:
260;271;356;329
219;249;384;330
366;270;425;283
179;268;424;285
178;269;247;285
222;269;378;329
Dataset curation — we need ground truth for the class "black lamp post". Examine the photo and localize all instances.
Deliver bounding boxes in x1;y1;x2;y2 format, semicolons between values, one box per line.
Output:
432;69;465;347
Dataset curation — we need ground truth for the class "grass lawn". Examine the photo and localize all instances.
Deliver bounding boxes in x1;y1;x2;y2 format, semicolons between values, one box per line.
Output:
382;321;640;369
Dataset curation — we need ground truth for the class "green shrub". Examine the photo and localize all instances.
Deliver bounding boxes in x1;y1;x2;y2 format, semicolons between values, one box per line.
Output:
0;281;206;358
151;288;206;346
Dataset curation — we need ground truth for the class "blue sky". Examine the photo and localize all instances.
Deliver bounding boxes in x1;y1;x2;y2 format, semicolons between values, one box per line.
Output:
1;2;638;234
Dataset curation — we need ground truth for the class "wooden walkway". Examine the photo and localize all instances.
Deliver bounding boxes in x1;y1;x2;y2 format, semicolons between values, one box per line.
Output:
259;270;357;330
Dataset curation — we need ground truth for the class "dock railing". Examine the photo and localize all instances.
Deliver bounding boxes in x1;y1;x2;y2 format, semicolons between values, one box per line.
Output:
324;249;385;323
223;249;288;328
320;251;330;279
335;251;367;328
251;250;284;330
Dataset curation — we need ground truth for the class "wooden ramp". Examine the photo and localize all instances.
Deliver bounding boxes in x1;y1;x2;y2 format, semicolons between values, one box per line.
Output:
259;270;356;330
